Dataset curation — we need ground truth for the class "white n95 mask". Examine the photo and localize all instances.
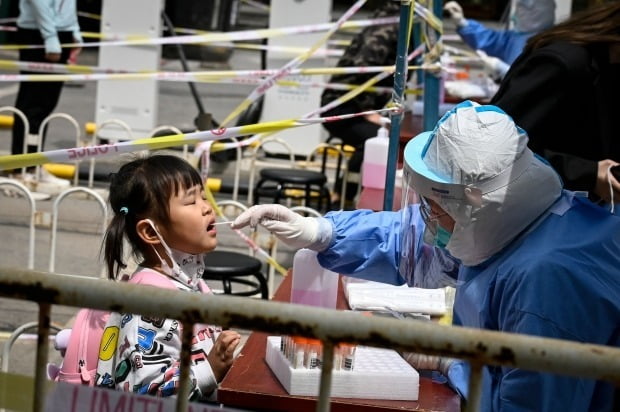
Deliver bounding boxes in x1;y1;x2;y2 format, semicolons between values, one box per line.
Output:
145;219;204;289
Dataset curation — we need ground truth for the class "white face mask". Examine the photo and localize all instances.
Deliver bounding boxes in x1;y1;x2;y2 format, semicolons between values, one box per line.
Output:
145;219;205;288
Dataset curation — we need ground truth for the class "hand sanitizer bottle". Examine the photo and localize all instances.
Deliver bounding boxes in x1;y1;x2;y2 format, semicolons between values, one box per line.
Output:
362;117;391;189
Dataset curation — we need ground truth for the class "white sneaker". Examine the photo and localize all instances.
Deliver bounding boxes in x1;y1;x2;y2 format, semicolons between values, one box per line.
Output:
37;167;71;195
1;175;51;201
39;167;71;187
13;168;70;195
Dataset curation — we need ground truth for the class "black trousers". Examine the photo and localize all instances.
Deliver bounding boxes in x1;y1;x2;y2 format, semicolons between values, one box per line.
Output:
11;28;74;155
322;103;380;200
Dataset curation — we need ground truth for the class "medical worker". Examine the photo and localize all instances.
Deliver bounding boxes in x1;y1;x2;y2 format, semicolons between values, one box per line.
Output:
444;0;555;79
491;2;620;207
232;101;620;411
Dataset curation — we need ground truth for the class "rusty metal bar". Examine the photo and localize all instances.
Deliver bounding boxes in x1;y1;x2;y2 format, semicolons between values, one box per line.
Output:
176;321;193;412
34;303;51;412
1;267;620;406
317;342;335;412
465;362;483;412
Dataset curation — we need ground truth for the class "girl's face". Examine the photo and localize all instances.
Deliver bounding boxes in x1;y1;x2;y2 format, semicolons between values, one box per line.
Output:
159;184;218;254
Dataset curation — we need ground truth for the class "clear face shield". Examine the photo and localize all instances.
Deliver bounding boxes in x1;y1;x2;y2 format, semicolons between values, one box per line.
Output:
398;167;452;279
397;131;480;283
398;164;419;283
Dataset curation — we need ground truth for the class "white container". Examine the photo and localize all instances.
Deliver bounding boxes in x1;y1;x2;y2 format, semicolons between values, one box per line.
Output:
265;336;419;399
291;249;338;309
361;117;391;189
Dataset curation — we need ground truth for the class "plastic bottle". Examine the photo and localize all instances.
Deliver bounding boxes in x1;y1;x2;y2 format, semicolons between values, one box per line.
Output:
291;249;339;309
361;117;391;189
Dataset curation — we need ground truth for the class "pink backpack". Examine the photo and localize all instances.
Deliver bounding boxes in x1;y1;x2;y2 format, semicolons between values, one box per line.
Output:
54;270;180;386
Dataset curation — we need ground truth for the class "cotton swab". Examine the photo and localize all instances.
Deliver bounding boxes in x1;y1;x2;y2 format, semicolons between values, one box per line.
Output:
212;221;233;226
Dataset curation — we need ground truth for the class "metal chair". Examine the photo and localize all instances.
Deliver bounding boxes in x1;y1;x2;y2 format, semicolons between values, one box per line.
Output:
299;142;352;211
202;250;268;299
249;137;331;212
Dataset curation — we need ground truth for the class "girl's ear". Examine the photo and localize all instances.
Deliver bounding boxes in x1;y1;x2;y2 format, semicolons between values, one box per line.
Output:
136;219;160;245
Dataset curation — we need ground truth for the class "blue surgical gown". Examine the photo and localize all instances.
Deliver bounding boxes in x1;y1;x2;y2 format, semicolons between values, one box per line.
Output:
318;192;620;411
457;20;532;65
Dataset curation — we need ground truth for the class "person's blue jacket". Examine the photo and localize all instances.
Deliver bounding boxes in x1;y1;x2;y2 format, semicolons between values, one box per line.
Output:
457;19;532;65
318;191;620;411
17;0;82;54
317;205;459;288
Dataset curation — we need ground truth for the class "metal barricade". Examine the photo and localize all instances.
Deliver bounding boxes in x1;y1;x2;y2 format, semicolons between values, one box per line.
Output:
0;178;36;269
38;113;82;187
48;187;108;277
0;267;618;412
149;125;188;160
0;106;30;177
88;119;134;188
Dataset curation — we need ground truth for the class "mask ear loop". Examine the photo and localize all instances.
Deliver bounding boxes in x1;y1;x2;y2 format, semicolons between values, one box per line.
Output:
607;165;615;214
144;219;176;275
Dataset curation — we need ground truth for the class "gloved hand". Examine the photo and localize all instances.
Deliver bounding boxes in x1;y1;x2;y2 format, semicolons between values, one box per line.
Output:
401;351;454;376
476;50;510;81
443;1;466;27
231;204;328;251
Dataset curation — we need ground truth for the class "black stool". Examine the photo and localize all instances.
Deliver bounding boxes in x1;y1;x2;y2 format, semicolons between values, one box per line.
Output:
202;251;268;299
253;168;330;212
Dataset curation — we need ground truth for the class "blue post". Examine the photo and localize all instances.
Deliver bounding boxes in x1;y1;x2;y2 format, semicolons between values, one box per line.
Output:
383;0;412;211
423;0;443;132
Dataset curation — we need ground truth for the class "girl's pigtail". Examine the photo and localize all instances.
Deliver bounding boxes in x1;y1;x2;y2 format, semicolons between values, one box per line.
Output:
103;213;128;280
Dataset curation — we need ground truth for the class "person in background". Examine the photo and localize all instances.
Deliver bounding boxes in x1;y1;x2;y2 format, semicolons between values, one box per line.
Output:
444;0;556;80
491;2;620;207
231;101;620;411
11;0;82;186
320;1;401;209
96;155;240;400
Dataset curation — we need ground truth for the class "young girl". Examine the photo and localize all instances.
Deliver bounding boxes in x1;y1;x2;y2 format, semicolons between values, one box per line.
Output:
95;154;240;401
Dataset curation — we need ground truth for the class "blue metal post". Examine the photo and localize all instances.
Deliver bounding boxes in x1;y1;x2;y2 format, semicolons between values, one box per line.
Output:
383;0;413;211
423;0;443;132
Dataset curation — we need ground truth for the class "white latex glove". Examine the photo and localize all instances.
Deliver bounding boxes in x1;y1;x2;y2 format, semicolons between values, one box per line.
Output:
401;352;454;376
231;204;324;250
476;50;510;81
444;1;466;27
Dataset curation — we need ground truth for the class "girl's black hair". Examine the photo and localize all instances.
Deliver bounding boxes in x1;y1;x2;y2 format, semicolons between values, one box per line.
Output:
102;154;203;280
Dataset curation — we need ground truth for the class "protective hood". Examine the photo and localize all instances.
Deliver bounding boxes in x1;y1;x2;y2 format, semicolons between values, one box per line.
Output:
403;101;562;266
510;0;556;33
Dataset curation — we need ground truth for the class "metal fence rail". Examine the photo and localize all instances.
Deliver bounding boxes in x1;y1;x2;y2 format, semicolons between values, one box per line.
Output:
0;267;619;412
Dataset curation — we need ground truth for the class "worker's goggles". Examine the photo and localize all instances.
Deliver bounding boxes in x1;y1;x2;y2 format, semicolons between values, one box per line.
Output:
419;196;449;234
